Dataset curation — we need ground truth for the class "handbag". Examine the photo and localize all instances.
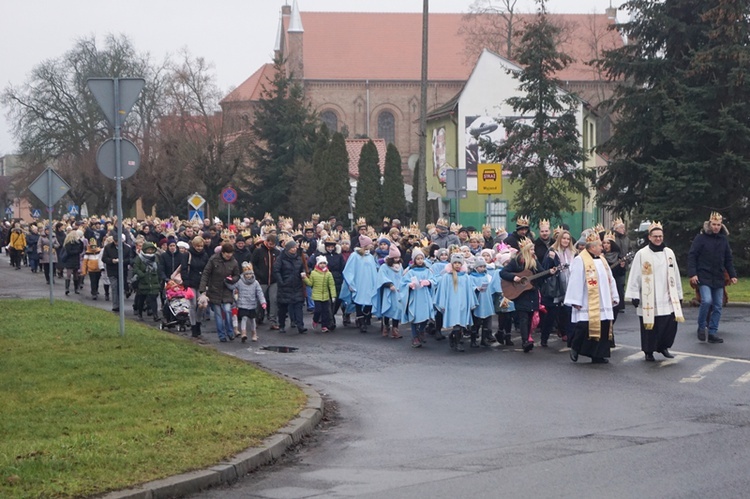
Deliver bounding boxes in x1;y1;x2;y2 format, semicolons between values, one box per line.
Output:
540;272;560;298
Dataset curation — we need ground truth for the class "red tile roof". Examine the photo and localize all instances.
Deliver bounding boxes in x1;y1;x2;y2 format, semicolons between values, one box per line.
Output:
346;139;386;179
221;63;276;104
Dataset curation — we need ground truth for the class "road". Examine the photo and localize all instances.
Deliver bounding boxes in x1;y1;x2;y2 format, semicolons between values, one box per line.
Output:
3;263;749;498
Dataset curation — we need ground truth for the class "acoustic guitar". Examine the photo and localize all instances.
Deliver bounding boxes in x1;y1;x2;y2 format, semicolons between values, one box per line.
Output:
501;264;569;301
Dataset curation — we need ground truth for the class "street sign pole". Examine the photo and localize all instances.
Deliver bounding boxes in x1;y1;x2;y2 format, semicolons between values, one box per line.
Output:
114;78;126;338
47;169;54;305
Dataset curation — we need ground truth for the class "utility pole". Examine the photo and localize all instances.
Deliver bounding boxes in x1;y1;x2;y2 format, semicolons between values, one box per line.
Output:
417;0;429;227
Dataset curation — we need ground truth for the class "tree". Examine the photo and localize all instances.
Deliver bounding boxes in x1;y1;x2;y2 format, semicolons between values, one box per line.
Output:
595;0;750;271
482;0;588;224
246;56;318;217
382;143;407;221
459;0;521;61
287;127;329;222
2;34;165;215
319;132;351;222
354;140;382;224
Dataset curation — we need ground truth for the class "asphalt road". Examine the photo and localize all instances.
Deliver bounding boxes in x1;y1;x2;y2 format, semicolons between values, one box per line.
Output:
3;262;750;498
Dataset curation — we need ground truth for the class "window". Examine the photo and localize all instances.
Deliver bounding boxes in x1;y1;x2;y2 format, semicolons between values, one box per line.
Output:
486;199;508;230
377;111;395;145
320;110;338;133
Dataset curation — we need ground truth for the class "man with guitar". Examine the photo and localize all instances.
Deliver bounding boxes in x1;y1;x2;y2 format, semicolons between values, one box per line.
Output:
499;237;557;353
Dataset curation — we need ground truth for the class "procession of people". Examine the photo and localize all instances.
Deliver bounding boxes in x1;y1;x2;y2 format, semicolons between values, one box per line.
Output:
1;210;739;362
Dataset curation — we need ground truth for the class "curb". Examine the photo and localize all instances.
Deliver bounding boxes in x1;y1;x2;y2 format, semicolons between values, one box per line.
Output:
103;383;324;498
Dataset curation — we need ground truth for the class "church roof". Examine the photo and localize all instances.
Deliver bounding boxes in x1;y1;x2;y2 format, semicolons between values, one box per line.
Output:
221;63;276;104
346;139;387;179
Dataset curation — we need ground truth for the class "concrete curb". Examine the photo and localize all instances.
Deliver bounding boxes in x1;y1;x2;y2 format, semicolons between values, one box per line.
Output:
102;376;324;498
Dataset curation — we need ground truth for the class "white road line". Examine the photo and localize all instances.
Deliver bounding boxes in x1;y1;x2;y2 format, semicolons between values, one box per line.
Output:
680;360;727;383
622;352;645;362
731;371;750;387
615;344;750;365
658;358;681;367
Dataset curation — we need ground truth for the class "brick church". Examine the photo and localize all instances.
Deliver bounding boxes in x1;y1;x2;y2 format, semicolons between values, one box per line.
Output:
220;1;622;173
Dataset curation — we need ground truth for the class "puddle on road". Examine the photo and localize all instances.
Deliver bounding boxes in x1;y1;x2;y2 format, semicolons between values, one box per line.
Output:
262;346;299;353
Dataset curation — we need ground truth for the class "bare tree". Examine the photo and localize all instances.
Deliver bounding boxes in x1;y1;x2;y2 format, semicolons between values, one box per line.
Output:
458;0;521;62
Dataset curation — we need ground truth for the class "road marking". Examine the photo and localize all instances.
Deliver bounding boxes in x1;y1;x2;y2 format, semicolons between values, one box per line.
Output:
622;352;645;362
731;371;750;387
616;344;750;365
658;358;681;367
680;360;727;383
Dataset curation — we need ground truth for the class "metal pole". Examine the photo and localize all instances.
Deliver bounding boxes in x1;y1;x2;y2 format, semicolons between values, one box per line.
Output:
227;202;231;228
114;78;126;336
417;0;429;228
47;169;54;305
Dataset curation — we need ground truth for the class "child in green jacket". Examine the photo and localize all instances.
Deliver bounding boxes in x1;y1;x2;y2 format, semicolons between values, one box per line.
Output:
303;256;337;332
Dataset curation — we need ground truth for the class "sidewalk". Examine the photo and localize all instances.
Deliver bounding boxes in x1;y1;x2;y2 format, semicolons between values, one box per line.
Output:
0;260;325;498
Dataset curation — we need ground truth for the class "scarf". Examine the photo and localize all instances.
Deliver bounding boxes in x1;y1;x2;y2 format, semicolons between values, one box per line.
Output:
579;249;613;341
640;245;684;329
139;252;158;272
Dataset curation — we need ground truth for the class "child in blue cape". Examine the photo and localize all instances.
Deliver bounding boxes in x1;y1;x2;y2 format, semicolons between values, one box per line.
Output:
372;244;404;338
342;235;378;333
469;256;495;347
433;253;478;352
400;248;435;348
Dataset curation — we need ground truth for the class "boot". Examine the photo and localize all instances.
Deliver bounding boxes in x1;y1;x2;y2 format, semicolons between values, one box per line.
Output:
73;277;80;294
480;328;492;347
191;323;202;338
357;316;367;333
390;325;402;339
381;322;389;337
434;329;446;341
449;330;457;350
65;279;70;295
454;329;465;352
343;313;352;326
504;333;514;346
470;331;479;348
104;285;110;301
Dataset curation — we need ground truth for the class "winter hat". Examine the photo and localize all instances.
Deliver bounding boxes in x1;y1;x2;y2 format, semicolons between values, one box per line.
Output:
378;237;391;247
388;244;401;260
436;248;449;260
158;237;168;246
142;242;157;254
359;235;373;248
411;247;425;260
480;248;494;260
285;240;298;251
316;255;328;266
177;241;189;250
472;256;487;269
450;253;464;264
241;261;253;272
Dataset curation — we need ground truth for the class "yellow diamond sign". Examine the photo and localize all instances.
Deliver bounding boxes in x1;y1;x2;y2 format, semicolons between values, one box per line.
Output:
187;193;206;210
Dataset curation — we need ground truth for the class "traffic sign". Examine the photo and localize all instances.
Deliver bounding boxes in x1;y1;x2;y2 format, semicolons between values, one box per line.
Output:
96;138;140;180
69;205;79;216
87;78;145;128
189;210;204;224
28;167;70;207
188;193;206;210
445;168;467;199
31;209;41;218
477;164;503;194
5;207;13;216
221;187;237;204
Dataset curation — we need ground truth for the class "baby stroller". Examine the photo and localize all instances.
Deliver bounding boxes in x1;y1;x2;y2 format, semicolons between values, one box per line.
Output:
160;295;191;332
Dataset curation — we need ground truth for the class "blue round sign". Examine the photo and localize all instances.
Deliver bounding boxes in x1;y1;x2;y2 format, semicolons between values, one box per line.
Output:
221;187;237;204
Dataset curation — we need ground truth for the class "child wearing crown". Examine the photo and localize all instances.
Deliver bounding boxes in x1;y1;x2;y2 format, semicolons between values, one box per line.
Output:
227;262;267;342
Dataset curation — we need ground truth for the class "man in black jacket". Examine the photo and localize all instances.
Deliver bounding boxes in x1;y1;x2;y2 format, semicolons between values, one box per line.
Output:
250;234;281;328
101;235;134;312
687;212;738;343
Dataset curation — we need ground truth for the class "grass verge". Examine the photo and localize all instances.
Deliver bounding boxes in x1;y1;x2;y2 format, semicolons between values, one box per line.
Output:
0;299;306;498
680;277;750;303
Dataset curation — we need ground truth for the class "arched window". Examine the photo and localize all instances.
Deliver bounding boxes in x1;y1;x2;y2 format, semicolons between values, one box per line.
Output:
320;110;338;133
377;111;395;145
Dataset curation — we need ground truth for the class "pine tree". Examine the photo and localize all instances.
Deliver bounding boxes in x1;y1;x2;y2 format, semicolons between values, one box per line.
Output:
354;140;382;224
381;143;407;221
320;132;351;222
596;0;750;270
482;0;588;223
246;56;318;216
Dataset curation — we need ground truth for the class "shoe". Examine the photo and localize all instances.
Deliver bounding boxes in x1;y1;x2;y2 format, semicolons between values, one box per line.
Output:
708;335;724;344
298;327;308;334
456;338;465;352
645;353;655;362
251;333;258;342
504;334;514;346
697;327;707;342
92;295;97;301
449;332;457;350
278;329;286;334
391;327;402;339
470;337;479;348
591;357;609;364
153;316;161;322
523;340;534;353
541;340;548;347
381;324;389;337
411;338;422;348
321;327;329;333
660;349;674;359
241;335;247;343
228;333;235;341
570;349;578;362
220;338;228;343
434;331;446;341
112;308;120;313
270;325;280;330
313;321;319;330
494;331;503;344
65;290;70;296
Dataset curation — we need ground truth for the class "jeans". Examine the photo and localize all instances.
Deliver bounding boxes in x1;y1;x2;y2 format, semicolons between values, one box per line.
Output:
698;285;724;334
210;302;234;340
260;283;278;325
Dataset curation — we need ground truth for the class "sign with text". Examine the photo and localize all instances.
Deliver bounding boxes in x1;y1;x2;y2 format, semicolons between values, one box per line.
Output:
477;163;503;195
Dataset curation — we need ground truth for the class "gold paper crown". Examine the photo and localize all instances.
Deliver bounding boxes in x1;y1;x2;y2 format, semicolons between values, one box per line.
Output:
420;237;430;248
518;237;534;249
303;221;314;230
378;232;389;243
233;218;241;226
516;215;530;227
585;230;601;243
292;229;303;238
469;231;483;241
482;224;492;231
594;223;606;234
538;219;550;229
241;230;252;239
299;241;310;251
356;217;367;228
709;211;723;222
253;235;264;245
263;212;273;222
496;226;506;235
265;223;277;233
383;217;391;223
311;213;320;220
612;217;624;229
450;223;462;233
648;221;663;233
367;226;378;238
436;218;449;228
324;234;337;244
553;225;564;238
410;224;421;237
221;229;233;240
426;223;436;231
340;231;350;241
603;230;616;243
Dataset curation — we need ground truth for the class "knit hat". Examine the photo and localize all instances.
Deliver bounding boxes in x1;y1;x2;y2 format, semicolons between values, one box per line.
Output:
411;247;424;260
388;244;401;260
316;255;328;266
158;237;168;246
480;248;494;260
472;256;487;269
436;248;449;260
359;235;373;248
378;237;391;247
450;253;464;264
285;240;298;251
177;241;189;250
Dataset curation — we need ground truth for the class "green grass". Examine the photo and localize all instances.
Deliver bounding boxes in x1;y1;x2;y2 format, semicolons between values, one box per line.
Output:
680;277;750;303
0;299;306;499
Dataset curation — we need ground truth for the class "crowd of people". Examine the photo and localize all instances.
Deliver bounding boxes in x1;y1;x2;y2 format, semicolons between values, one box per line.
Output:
1;210;738;361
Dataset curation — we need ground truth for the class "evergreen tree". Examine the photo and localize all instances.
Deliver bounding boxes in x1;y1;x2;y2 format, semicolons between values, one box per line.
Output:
482;0;588;223
596;0;750;270
246;56;318;216
381;143;407;221
320;132;351;222
354;140;382;224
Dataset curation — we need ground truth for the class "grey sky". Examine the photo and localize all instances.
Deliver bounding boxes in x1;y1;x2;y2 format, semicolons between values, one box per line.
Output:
0;0;615;155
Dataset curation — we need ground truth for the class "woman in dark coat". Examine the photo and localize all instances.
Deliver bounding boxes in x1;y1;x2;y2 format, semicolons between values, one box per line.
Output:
273;240;308;334
61;230;85;295
181;236;211;338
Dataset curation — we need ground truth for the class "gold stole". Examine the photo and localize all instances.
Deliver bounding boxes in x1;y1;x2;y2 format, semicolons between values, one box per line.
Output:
579;250;612;341
641;247;684;329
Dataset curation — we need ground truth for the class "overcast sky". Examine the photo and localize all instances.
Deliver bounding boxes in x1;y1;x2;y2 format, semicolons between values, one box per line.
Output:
0;0;616;156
